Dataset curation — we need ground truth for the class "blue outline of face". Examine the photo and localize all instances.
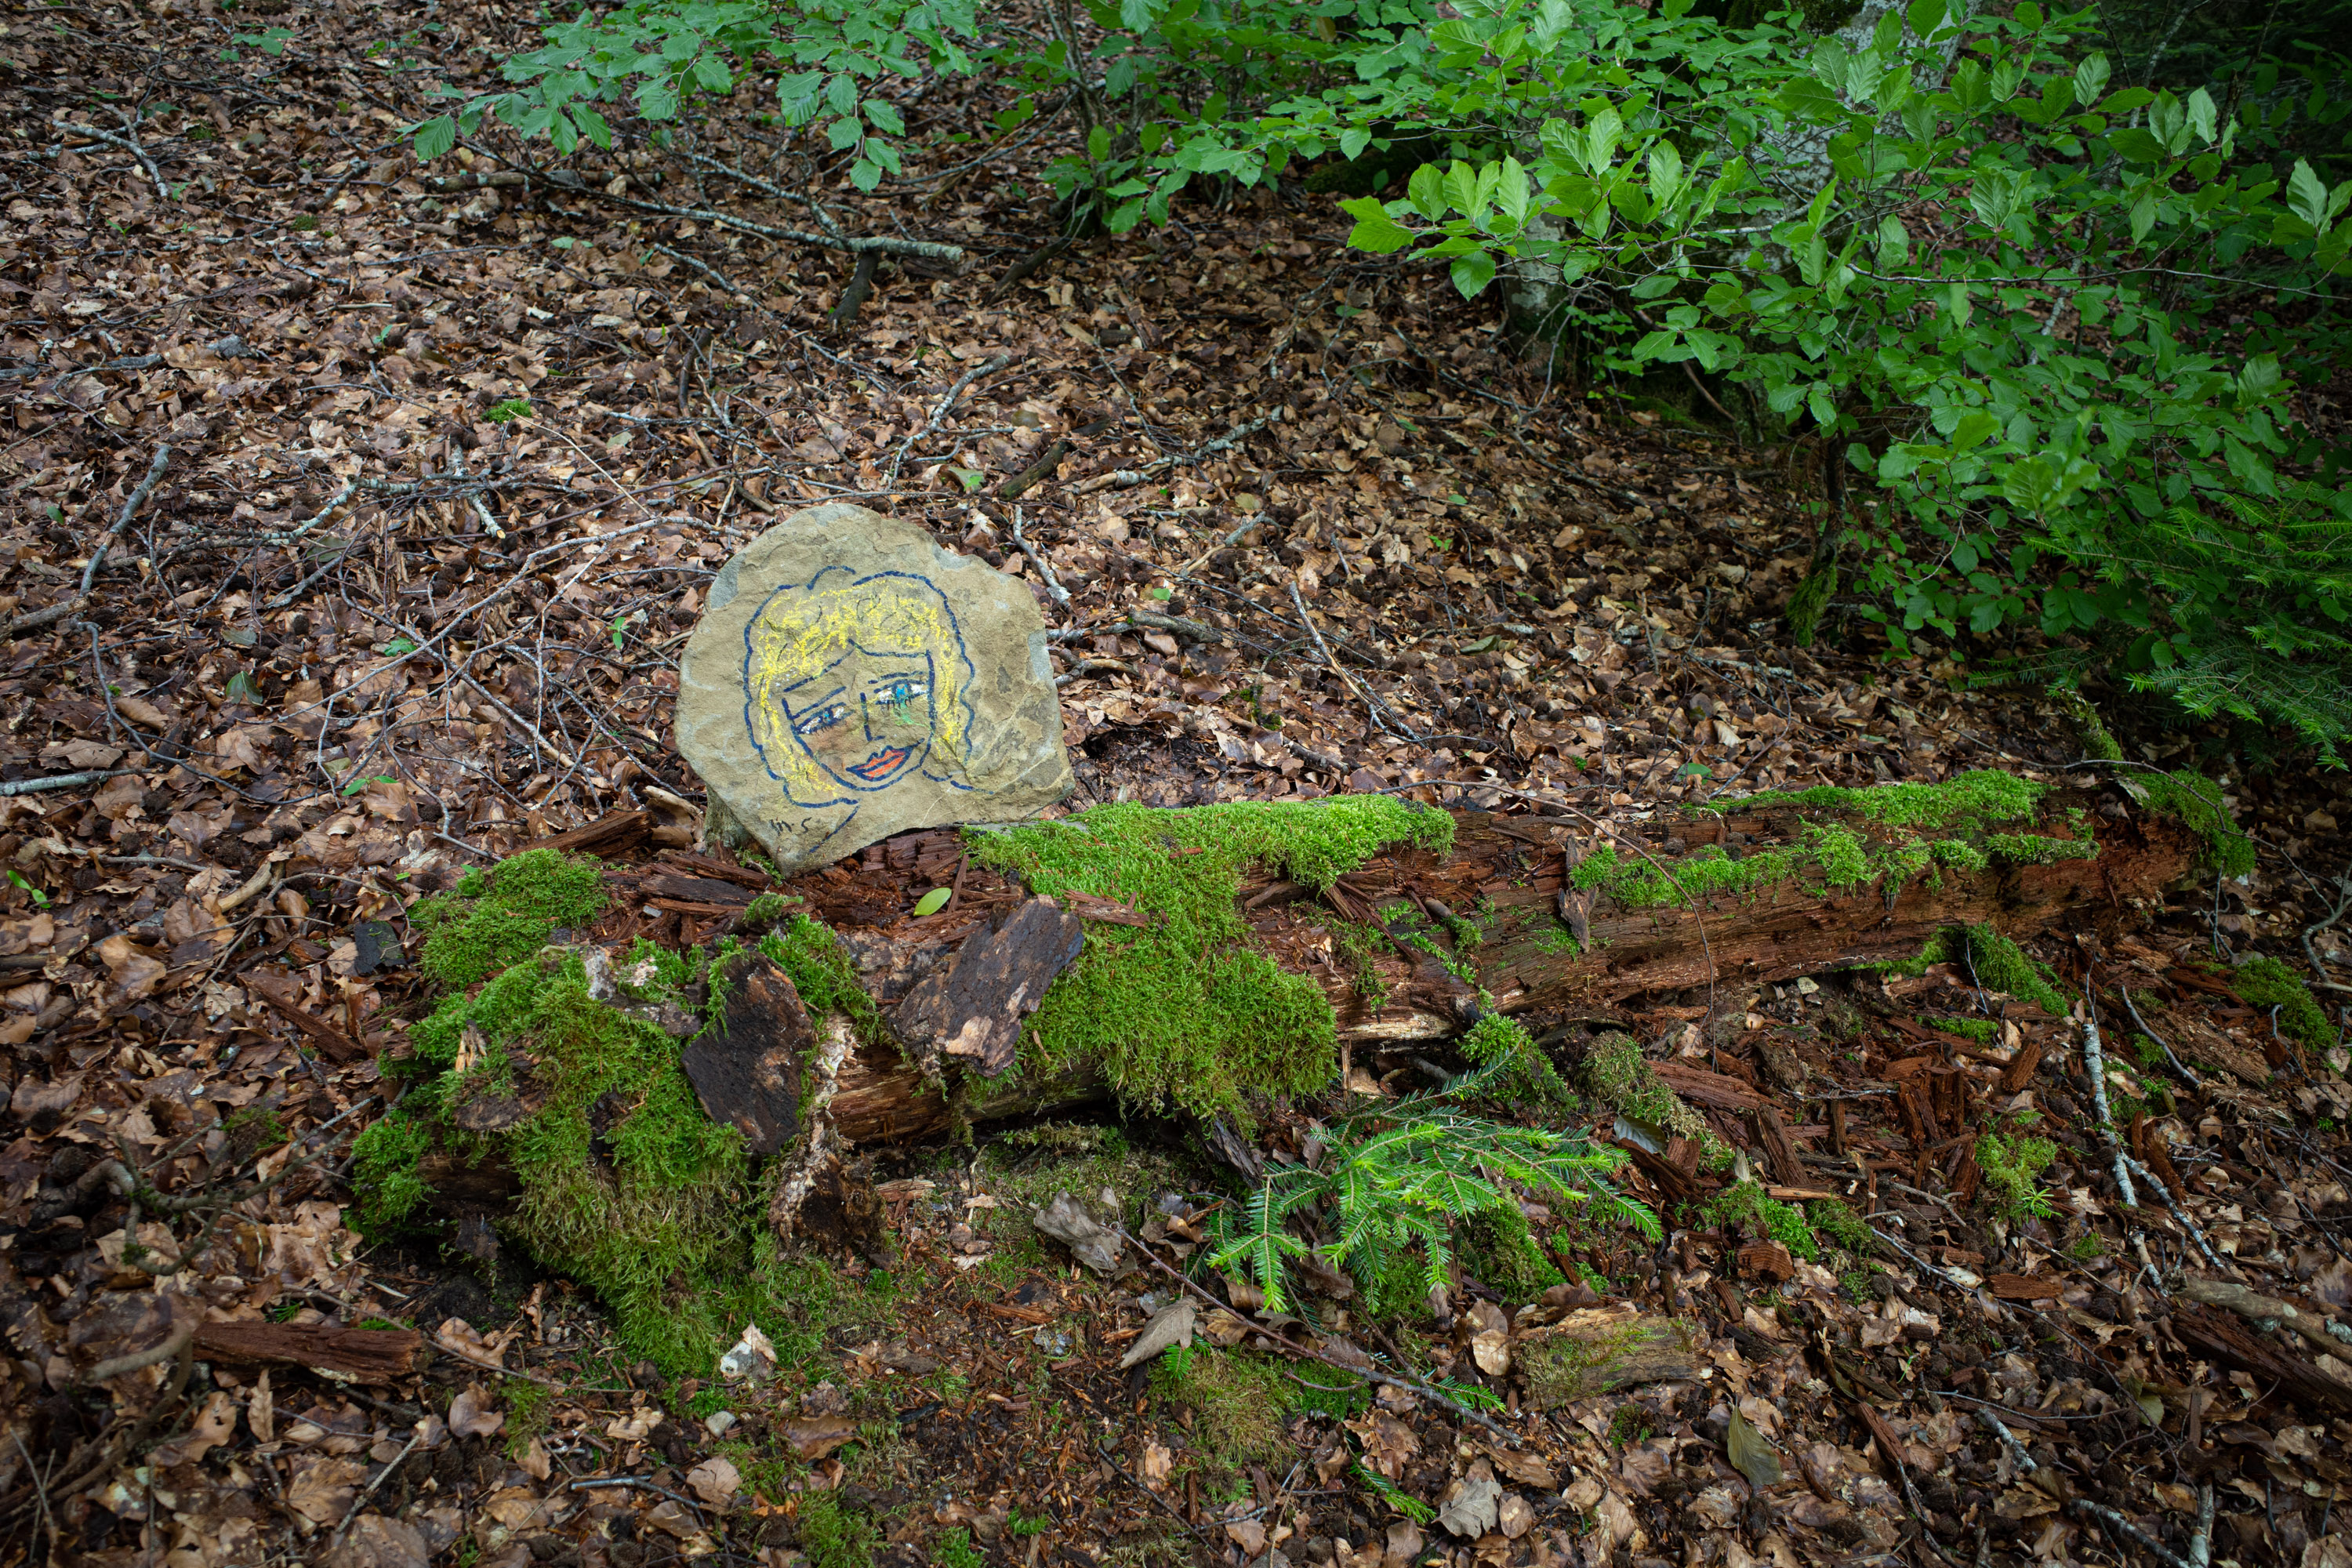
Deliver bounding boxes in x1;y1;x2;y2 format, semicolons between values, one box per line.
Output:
773;643;939;793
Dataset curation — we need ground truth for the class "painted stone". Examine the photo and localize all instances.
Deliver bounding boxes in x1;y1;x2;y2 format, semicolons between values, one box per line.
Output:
676;503;1073;873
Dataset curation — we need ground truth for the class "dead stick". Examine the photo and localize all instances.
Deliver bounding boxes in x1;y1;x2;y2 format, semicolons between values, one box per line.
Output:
1011;506;1069;608
8;443;169;636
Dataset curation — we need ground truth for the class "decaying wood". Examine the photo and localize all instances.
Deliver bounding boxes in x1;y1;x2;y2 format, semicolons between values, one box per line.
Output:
685;951;812;1156
894;897;1085;1076
1515;1304;1698;1406
604;789;2202;1152
192;1321;422;1381
2171;1305;2352;1415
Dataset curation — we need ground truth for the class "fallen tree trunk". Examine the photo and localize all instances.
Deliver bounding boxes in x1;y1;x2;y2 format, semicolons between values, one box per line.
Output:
627;776;2201;1145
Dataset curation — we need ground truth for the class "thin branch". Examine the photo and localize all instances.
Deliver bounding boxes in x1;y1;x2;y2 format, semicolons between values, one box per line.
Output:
7;443;169;637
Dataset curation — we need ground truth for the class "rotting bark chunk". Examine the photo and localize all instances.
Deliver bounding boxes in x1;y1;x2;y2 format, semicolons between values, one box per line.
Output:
684;951;813;1156
894;896;1084;1076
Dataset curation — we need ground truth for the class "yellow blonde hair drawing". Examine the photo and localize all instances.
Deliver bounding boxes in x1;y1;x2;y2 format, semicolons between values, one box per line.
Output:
742;568;976;804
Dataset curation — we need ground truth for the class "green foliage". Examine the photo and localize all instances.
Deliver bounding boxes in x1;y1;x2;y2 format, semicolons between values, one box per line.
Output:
409;849;608;989
1206;1058;1652;1314
1705;1179;1817;1261
2234;956;2333;1051
966;797;1452;1123
738;891;797;933
760;913;891;1054
1975;1127;2059;1219
1805;1196;1875;1256
1459;1011;1570;1108
1457;1203;1565;1302
1333;0;2352;749
2133;771;2256;879
350;1112;436;1236
1606;1403;1656;1446
933;1530;986;1568
1150;1348;1293;1472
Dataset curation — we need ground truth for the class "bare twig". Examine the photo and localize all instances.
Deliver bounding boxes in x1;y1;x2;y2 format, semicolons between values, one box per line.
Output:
887;351;1012;488
1287;577;1398;741
324;1426;424;1557
7;443;170;636
55;113;168;201
548;175;965;261
1074;415;1272;495
78;1323;198;1385
2122;1154;2227;1272
1011;506;1069;609
2118;982;2203;1088
0;768;138;797
2080;985;2137;1207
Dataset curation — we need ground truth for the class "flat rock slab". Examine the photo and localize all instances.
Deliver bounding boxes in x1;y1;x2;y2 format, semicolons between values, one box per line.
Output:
677;503;1073;874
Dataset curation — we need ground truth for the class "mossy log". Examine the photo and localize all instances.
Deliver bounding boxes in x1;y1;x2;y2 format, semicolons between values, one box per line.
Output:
590;773;2203;1145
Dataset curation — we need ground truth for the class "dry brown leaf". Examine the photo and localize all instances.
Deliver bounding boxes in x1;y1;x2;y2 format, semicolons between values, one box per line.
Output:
782;1414;860;1459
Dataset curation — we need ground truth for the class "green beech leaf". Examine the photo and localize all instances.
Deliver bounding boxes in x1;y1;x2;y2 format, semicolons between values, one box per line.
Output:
1727;1407;1784;1490
913;887;953;917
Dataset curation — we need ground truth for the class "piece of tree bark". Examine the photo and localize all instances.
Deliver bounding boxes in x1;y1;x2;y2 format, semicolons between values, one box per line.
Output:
192;1321;422;1381
684;951;813;1156
2172;1306;2352;1416
525;809;649;857
1515;1305;1699;1406
895;897;1085;1076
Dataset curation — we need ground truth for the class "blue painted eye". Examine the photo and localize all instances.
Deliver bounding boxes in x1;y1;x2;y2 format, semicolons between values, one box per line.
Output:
793;703;848;736
877;679;928;706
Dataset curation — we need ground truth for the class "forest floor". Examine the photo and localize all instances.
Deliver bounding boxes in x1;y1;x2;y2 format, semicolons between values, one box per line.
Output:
6;2;2352;1567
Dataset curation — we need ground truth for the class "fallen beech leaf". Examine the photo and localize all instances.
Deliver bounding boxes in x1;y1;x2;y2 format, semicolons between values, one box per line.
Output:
688;1456;742;1505
782;1414;859;1459
1497;1492;1534;1539
1726;1405;1783;1490
1141;1441;1174;1487
1118;1298;1196;1368
446;1385;504;1438
1436;1461;1501;1538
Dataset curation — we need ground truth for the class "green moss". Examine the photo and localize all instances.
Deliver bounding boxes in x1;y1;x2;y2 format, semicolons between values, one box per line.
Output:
350;1112;435;1236
2233;956;2332;1051
1520;1317;1688;1407
1150;1347;1292;1472
1461;1012;1570;1107
1974;1129;2058;1219
1784;563;1837;648
502;1379;554;1461
1606;1404;1656;1447
1705;1179;1818;1261
358;936;881;1377
1730;769;2046;829
1566;773;2091;913
738;891;797;934
1457;1205;1564;1303
409;848;608;989
1806;1197;1875;1255
2047;685;2125;763
1332;920;1395;1008
1907;925;2069;1016
965;797;1452;1123
759;913;891;1054
1922;1014;1998;1042
794;1492;880;1568
934;1529;986;1568
1580;1033;1729;1166
2134;771;2255;879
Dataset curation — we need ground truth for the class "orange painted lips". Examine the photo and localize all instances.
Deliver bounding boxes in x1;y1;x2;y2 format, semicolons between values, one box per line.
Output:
846;746;913;782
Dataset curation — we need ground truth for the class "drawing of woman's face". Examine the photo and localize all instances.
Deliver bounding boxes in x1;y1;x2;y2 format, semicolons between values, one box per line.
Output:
773;642;938;792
